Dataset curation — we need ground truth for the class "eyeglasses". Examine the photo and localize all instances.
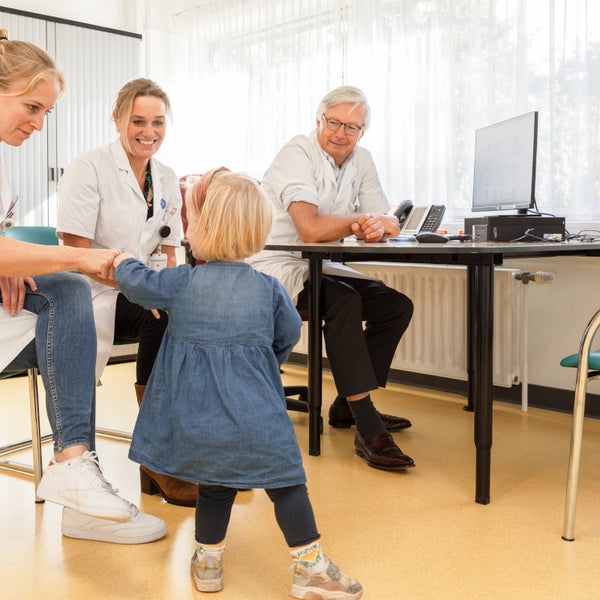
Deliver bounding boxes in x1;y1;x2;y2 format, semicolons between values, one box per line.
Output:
321;114;365;137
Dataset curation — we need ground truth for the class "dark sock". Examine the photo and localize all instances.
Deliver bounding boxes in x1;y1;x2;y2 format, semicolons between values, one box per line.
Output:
348;394;386;442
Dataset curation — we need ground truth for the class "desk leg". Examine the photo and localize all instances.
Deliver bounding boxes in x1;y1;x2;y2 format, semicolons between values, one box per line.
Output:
308;257;323;456
465;267;475;412
470;264;494;505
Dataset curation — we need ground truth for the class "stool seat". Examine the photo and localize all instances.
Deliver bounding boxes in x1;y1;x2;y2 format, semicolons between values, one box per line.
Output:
560;351;600;370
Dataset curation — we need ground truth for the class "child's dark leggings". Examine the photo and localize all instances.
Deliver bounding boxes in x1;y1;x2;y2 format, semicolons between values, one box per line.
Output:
195;483;320;548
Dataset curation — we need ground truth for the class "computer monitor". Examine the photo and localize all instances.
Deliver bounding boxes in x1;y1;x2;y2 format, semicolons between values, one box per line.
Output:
471;111;538;214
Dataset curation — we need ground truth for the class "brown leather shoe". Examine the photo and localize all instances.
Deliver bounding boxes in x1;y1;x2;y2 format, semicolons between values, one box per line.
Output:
354;431;415;471
140;465;198;507
329;401;412;432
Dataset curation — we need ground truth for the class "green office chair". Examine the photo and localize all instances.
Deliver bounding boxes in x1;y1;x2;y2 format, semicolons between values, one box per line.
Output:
3;225;59;245
559;308;600;541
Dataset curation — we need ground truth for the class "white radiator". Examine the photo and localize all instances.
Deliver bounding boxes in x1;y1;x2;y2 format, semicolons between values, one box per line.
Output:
293;264;523;388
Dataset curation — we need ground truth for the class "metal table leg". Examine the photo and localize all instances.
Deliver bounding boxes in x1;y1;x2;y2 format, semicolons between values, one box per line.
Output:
470;264;494;504
308;257;323;456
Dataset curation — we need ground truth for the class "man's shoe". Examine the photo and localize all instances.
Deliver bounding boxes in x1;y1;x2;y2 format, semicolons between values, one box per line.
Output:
329;401;412;432
37;451;133;521
190;545;224;592
290;559;363;600
62;505;167;544
354;431;415;471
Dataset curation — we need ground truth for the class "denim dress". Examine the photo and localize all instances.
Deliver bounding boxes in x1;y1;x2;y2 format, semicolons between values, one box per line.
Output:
115;259;306;489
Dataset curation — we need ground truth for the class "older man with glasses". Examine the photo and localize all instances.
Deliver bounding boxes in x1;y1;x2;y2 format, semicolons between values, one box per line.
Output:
249;85;415;471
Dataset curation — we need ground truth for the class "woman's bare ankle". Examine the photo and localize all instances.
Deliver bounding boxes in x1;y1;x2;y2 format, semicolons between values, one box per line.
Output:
53;444;88;463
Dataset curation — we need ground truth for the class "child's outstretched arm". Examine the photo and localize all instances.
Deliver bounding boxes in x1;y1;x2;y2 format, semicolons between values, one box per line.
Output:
114;257;191;313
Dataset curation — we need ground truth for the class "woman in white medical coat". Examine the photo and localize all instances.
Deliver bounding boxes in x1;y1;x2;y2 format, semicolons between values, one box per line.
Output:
0;30;168;544
57;78;196;507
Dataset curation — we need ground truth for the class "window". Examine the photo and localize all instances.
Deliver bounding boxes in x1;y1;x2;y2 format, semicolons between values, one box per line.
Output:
164;0;600;223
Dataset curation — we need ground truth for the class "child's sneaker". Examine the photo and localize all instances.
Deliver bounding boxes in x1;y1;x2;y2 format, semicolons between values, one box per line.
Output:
190;544;224;592
290;559;363;600
62;505;167;544
37;450;133;521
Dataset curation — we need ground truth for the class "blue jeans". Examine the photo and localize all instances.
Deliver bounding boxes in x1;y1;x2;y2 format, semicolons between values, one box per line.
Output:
2;273;96;453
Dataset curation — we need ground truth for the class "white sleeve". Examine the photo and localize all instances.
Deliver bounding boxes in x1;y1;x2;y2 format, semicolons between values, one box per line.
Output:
57;154;102;241
263;136;320;210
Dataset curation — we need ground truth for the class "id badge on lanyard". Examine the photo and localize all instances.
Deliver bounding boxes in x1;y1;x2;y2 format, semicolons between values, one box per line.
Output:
149;202;177;271
149;249;167;271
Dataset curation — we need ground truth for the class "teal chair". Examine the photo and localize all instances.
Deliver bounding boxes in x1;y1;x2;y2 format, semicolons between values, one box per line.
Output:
0;226;131;501
3;225;59;245
560;308;600;541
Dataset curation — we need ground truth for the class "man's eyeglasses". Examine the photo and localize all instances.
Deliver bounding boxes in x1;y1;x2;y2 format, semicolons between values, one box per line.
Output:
321;114;364;137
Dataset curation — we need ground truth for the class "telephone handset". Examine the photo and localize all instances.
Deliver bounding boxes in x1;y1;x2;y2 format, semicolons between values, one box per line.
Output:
394;200;414;226
394;200;446;234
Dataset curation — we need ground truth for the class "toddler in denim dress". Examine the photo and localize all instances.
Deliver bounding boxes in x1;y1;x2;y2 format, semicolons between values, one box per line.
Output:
113;169;362;599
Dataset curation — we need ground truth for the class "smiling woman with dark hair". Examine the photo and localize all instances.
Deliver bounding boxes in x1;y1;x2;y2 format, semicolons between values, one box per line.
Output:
57;77;196;506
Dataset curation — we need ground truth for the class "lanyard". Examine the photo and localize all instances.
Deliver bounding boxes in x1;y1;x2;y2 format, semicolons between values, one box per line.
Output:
144;162;154;219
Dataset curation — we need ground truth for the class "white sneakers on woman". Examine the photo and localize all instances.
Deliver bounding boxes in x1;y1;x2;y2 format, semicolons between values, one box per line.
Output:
62;504;166;544
36;450;166;544
37;451;132;520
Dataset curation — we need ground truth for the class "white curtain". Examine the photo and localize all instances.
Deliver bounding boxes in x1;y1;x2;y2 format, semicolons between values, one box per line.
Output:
161;0;600;223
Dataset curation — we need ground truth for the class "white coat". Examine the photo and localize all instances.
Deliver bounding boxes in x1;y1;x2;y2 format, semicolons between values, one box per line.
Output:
0;158;36;372
57;140;182;380
248;131;388;302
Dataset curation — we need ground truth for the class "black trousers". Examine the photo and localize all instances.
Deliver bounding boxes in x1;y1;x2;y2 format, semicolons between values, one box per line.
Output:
297;275;413;398
195;483;320;548
114;293;168;385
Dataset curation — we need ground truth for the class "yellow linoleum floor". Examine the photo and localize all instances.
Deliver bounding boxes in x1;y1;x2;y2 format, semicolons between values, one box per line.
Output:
2;362;600;600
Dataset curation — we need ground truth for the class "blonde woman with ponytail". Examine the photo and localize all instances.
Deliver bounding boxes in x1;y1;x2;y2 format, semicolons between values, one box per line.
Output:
0;28;166;544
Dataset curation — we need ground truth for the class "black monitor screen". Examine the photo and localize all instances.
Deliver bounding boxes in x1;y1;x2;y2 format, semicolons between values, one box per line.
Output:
472;111;538;213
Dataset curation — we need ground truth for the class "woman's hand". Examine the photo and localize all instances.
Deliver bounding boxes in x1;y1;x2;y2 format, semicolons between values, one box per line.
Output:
113;252;134;269
80;248;122;280
0;275;36;315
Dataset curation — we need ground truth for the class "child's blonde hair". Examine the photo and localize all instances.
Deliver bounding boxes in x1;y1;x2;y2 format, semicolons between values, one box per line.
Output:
185;170;273;261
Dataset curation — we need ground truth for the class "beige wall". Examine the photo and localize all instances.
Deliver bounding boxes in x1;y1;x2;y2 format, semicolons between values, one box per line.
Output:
0;0;140;32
